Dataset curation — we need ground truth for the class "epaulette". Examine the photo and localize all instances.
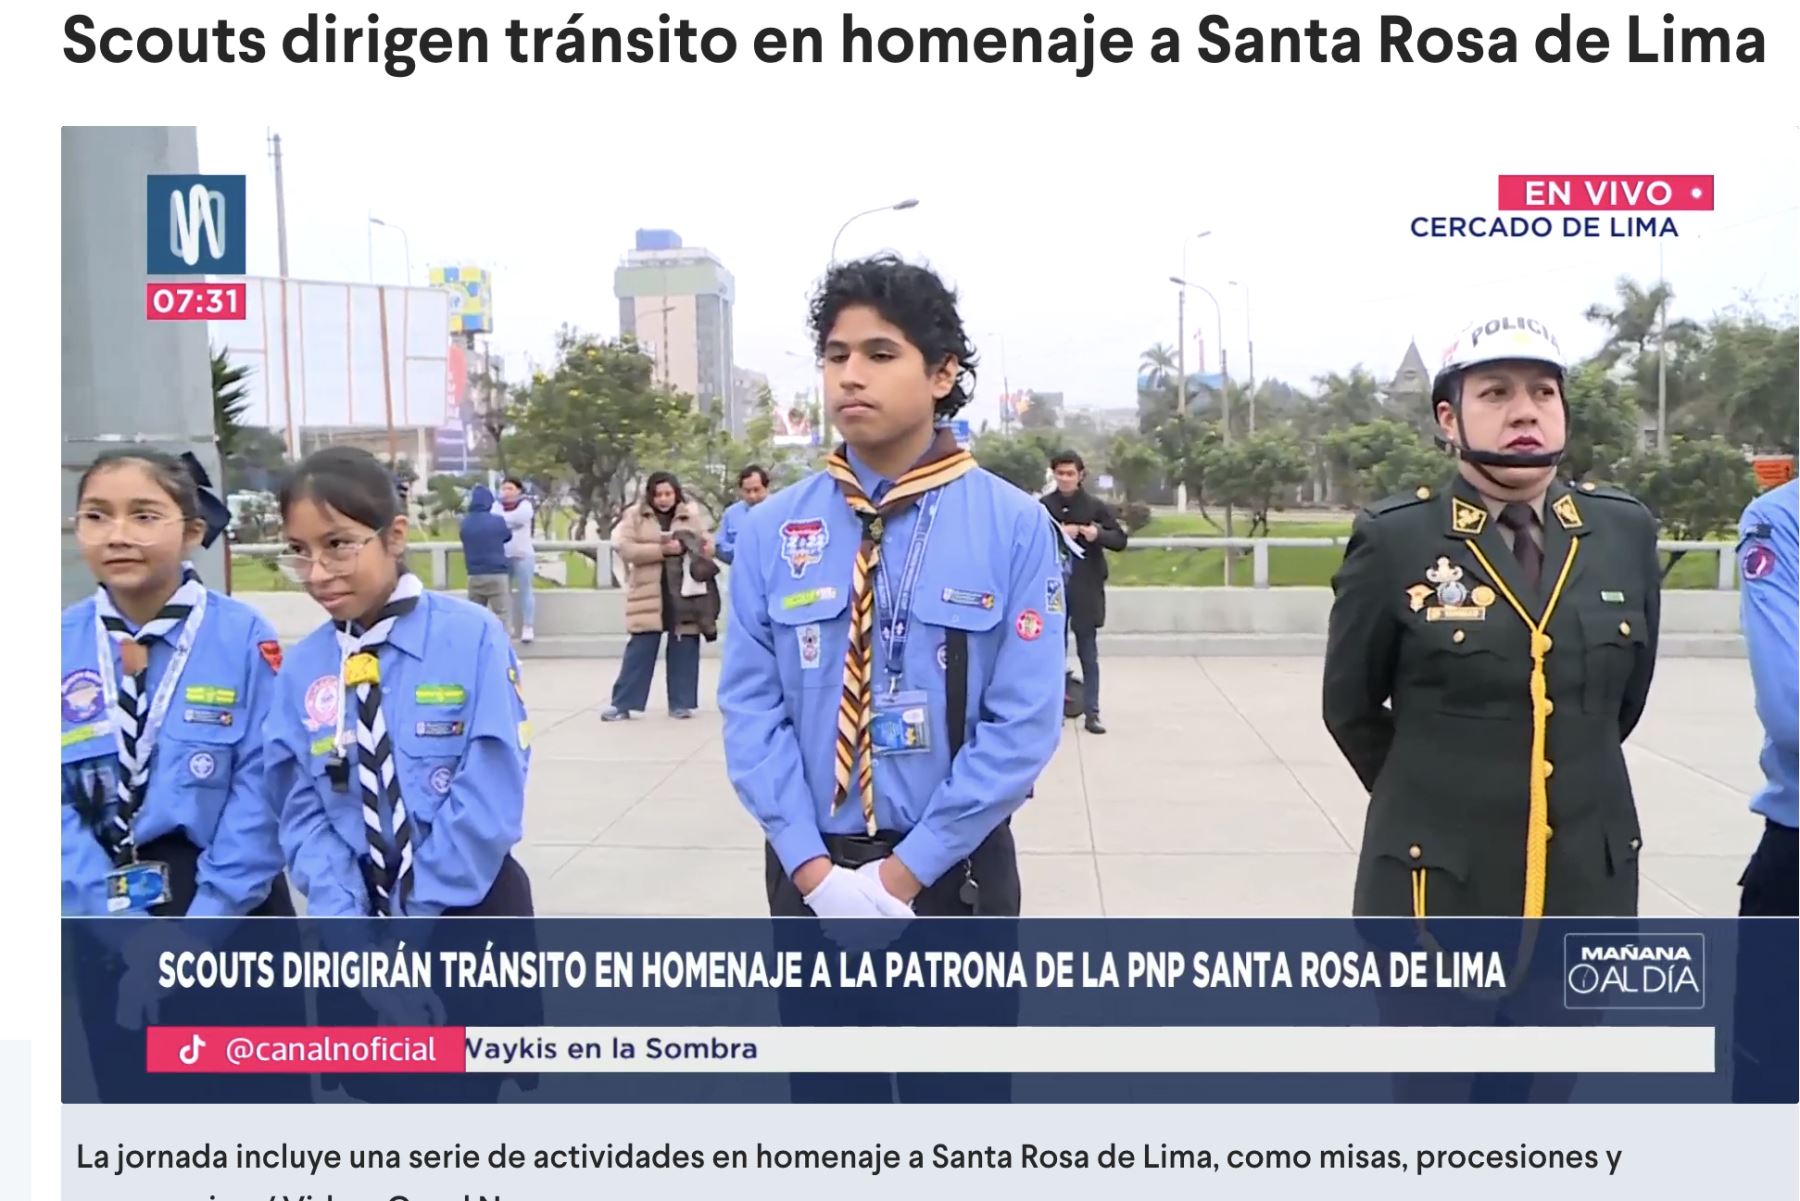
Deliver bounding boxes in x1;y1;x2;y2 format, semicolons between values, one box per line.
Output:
1571;480;1648;508
1364;485;1440;518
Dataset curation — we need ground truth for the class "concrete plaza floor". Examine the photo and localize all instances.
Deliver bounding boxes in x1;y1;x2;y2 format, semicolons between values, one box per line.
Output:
514;656;1768;918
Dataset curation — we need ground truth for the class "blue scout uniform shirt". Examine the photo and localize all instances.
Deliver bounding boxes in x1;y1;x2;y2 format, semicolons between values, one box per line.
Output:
720;447;1067;887
263;589;530;917
60;590;284;917
715;499;751;565
1739;481;1798;830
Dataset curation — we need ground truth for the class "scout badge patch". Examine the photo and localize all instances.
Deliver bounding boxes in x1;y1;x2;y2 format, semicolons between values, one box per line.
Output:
779;519;829;579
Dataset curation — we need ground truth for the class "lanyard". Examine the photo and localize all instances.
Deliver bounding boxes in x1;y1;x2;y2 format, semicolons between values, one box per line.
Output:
92;587;208;766
872;489;942;690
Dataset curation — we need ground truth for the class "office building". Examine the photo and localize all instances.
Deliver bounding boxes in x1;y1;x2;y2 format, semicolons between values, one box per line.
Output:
614;230;737;429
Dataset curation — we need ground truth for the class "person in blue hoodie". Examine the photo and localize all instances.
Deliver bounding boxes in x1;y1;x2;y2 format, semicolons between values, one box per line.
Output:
62;449;290;917
459;484;512;632
264;447;534;918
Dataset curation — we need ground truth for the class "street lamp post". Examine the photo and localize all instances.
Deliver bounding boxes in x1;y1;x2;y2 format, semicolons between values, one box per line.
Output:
1230;279;1254;433
368;216;412;284
1172;275;1234;581
1170;232;1211;512
830;198;920;264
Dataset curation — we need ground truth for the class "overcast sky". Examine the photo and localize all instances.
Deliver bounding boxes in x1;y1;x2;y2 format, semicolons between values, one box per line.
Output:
195;40;1798;434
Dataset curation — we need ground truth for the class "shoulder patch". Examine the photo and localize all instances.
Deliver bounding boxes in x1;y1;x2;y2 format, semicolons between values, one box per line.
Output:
1365;489;1439;518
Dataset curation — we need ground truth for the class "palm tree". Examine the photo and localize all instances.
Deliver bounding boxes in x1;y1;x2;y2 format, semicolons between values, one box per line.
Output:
1311;366;1383;428
1139;343;1178;391
211;345;252;457
1583;277;1701;369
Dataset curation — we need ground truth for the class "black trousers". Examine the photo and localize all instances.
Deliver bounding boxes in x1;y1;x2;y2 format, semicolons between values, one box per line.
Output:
765;823;1021;1102
1733;820;1798;1103
1066;621;1101;717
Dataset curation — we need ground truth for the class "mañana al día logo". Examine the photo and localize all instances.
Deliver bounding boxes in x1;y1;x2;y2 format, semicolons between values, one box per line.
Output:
1564;933;1705;1010
1413;173;1713;241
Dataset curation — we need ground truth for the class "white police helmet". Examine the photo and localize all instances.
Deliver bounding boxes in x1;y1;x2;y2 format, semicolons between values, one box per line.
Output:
1431;316;1568;469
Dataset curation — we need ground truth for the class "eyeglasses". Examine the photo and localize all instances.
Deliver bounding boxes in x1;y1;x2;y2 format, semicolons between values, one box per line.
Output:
275;534;382;584
73;509;185;546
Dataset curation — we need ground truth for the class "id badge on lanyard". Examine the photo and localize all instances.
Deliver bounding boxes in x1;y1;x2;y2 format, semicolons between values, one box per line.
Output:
871;491;940;757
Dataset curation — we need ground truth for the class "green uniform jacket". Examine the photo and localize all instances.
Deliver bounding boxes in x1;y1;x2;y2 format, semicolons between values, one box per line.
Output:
1324;473;1662;918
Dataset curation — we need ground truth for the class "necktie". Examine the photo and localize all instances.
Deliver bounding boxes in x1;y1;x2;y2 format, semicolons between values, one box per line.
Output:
1498;502;1543;590
96;568;206;865
335;572;425;916
824;429;978;834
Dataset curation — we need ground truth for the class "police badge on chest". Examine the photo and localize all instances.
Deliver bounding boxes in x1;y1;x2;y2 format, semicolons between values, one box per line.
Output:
1410;557;1491;622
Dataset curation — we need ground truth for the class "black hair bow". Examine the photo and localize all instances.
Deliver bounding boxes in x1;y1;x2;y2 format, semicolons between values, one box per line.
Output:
180;451;233;548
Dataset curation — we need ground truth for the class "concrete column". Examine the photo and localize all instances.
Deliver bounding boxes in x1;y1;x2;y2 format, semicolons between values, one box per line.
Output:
62;127;224;606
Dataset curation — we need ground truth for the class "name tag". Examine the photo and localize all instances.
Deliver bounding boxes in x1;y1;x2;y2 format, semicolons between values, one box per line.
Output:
106;861;170;914
871;690;932;757
415;720;466;737
184;708;235;727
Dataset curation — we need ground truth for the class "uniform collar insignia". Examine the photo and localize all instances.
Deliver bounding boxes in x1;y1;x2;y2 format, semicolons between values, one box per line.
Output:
1552;492;1583;530
1450;497;1487;536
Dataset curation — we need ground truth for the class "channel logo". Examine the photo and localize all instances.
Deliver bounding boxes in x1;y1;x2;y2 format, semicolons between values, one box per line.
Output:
1564;933;1705;1010
146;174;246;275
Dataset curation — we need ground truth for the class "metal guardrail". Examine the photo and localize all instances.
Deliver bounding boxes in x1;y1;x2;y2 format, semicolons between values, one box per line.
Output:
234;539;622;589
234;537;1740;591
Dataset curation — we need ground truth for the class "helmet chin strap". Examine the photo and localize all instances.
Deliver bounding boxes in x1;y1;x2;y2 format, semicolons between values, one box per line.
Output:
1449;403;1564;489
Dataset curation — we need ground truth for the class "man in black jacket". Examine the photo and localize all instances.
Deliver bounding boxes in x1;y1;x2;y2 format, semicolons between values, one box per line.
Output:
1042;451;1129;734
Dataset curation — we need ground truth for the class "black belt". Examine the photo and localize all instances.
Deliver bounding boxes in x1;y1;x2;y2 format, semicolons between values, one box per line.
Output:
824;827;997;910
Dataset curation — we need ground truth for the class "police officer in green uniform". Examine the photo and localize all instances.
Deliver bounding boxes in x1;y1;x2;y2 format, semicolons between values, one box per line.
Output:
1324;316;1662;918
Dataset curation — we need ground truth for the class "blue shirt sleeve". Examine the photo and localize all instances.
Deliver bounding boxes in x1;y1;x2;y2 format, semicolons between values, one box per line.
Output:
896;503;1067;885
189;615;286;916
715;504;740;565
1740;499;1798;760
62;772;116;916
404;619;529;916
265;661;367;918
719;513;830;876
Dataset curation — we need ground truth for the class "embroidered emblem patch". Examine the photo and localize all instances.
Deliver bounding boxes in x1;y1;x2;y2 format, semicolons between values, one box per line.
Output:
187;751;217;780
62;669;104;723
779;519;830;579
304;675;340;731
1015;610;1044;641
797;623;823;669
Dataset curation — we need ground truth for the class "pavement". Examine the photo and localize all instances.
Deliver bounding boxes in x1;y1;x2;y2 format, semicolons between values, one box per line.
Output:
513;655;1770;918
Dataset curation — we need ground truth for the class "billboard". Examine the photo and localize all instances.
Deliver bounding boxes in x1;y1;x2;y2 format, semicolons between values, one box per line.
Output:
430;265;493;334
208;277;453;449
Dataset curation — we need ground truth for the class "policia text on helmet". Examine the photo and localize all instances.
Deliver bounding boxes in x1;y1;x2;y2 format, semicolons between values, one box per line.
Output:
1431;317;1568;495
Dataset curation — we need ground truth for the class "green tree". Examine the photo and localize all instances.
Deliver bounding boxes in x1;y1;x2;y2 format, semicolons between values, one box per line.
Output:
1205;429;1310;535
1104;432;1164;504
1617;436;1758;578
1151;412;1223;526
1312;366;1384;429
212;345;252;458
504;329;689;538
1560;362;1644;483
1584;277;1702;370
1323;418;1451;508
1689;312;1799;453
971;432;1050;495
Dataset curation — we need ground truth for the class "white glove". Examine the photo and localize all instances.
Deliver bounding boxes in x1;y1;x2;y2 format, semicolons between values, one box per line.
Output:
854;861;916;919
801;866;888;919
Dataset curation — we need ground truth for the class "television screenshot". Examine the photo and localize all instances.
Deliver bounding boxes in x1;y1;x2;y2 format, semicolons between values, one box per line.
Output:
12;2;1798;1197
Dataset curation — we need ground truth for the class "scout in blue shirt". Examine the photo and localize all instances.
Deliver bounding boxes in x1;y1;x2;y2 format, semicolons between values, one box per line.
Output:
263;447;534;917
62;450;291;918
721;255;1066;919
1735;479;1797;916
713;464;770;566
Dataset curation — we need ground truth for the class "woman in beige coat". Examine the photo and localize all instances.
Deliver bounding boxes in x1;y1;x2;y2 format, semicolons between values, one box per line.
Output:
602;471;720;720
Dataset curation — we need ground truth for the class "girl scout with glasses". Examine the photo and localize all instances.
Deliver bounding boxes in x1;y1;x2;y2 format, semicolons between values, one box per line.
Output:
62;450;291;918
264;447;535;917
